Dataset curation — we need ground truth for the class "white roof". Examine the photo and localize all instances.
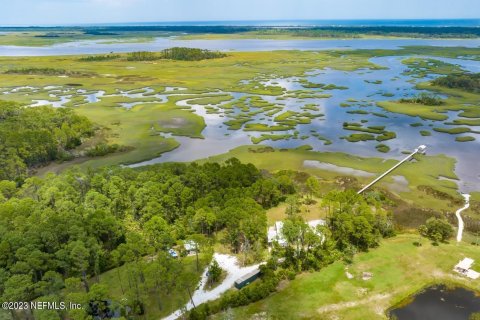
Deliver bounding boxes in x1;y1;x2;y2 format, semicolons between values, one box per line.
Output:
267;227;277;242
308;219;326;228
267;221;286;245
184;240;197;251
308;219;326;237
466;269;480;280
275;221;284;230
455;258;474;270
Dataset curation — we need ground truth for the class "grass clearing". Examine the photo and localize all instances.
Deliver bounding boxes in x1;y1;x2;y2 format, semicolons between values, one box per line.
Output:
213;233;480;320
266;197;326;225
93;254;209;319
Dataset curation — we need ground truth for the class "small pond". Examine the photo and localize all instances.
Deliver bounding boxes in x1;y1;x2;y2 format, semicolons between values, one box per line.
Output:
389;285;480;320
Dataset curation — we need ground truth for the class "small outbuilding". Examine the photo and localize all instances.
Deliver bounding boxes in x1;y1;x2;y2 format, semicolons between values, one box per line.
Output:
234;269;261;289
454;258;480;279
454;258;474;274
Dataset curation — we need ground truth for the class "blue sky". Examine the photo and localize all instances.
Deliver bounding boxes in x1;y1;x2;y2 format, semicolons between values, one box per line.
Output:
1;0;479;26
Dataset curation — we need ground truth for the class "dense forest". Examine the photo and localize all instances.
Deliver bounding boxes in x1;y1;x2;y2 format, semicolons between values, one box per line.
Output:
0;160;294;319
0;101;94;182
0;151;397;319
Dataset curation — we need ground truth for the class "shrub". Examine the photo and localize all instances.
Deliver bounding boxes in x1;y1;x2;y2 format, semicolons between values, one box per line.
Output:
85;143;121;157
207;259;222;284
418;217;454;244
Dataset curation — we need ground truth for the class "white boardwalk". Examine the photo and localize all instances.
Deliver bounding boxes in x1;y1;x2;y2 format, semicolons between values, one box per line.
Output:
455;194;470;242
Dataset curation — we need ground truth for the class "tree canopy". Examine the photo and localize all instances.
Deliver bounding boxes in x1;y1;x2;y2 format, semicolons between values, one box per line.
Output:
0;101;94;182
0;159;295;318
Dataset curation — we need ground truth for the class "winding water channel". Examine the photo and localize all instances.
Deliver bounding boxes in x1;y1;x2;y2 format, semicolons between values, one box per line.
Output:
1;38;479;192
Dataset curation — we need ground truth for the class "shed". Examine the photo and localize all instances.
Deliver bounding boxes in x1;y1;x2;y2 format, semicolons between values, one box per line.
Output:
234;269;261;289
454;258;474;273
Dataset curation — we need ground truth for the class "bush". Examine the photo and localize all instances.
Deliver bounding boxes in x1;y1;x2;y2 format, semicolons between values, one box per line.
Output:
85;143;121;157
207;259;222;285
418;217;454;244
286;268;297;280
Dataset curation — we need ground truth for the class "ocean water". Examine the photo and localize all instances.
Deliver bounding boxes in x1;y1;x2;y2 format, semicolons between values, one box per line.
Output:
91;19;480;27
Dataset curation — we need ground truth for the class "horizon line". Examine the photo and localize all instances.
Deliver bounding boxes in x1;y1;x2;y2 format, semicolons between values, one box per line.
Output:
1;18;480;28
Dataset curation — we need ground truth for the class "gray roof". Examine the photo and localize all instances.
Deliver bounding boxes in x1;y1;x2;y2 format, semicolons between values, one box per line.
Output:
235;268;261;284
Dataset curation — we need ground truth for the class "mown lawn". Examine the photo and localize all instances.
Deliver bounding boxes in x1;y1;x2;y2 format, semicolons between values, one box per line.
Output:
212;233;480;320
266;196;326;225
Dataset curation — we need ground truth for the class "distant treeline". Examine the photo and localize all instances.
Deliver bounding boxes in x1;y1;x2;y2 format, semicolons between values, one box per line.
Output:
78;54;121;62
4;67;92;77
126;47;227;61
161;47;227;60
251;26;480;38
2;25;480;38
433;73;480;93
77;48;226;62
